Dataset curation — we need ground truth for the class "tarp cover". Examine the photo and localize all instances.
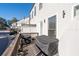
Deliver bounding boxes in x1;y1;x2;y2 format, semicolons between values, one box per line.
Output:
35;35;58;56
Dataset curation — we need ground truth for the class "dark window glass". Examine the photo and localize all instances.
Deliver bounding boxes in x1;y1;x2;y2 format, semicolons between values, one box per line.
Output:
32;11;33;18
39;3;43;10
29;15;31;20
48;15;56;37
48;15;56;30
74;5;79;16
34;7;36;16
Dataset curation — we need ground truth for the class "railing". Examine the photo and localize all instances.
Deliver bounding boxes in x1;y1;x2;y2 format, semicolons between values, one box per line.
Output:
21;32;39;38
2;32;38;56
2;33;20;56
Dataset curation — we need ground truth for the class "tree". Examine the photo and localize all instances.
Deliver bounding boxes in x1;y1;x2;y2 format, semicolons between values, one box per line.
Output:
0;17;9;30
0;17;6;24
8;17;18;26
11;17;18;23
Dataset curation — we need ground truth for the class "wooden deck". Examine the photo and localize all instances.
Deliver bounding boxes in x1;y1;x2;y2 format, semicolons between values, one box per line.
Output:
23;40;41;56
16;38;58;56
17;39;42;56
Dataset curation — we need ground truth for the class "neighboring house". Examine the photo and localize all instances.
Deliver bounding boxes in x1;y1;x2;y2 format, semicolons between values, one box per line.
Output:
19;18;28;33
17;18;26;31
11;22;17;29
16;17;37;36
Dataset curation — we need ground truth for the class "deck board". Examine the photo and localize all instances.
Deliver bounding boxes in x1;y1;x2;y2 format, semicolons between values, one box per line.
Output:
23;40;41;56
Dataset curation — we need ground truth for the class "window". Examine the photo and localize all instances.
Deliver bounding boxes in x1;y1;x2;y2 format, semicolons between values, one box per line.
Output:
39;3;43;10
40;21;43;35
34;7;36;16
48;15;56;37
48;15;56;30
29;15;31;20
74;5;79;16
32;11;33;18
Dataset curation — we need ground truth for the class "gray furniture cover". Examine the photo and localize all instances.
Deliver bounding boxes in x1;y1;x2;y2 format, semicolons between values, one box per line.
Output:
35;35;59;56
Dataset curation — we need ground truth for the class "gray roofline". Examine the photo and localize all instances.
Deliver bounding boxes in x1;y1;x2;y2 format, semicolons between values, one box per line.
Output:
18;3;35;20
28;3;35;16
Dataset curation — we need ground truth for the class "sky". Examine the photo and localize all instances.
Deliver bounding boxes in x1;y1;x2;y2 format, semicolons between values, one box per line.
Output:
0;3;33;21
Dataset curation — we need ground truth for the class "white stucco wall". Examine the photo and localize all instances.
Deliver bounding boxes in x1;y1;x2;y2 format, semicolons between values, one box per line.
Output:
36;3;57;36
33;3;79;56
21;26;37;33
17;3;79;56
58;4;79;56
29;4;39;34
36;3;74;36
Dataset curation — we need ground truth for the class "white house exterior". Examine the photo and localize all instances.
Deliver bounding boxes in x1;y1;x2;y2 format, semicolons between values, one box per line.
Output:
29;3;79;56
16;17;37;37
12;3;79;56
17;17;29;33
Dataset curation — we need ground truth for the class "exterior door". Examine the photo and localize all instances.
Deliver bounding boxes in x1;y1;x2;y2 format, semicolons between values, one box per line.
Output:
48;15;56;37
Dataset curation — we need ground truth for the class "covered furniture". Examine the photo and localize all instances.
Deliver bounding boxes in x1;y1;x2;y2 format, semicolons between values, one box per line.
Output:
35;35;59;56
